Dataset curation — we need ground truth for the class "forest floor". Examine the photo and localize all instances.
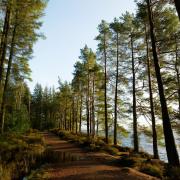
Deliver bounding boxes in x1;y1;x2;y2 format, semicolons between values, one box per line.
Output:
29;132;159;180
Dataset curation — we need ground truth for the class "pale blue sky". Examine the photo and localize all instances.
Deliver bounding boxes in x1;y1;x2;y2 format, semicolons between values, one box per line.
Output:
28;0;136;91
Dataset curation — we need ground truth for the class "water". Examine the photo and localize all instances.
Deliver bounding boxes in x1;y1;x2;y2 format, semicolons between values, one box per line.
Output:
121;133;180;162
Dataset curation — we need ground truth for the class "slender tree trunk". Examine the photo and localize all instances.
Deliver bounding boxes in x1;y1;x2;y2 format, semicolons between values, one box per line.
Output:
130;35;139;152
0;23;17;134
28;94;31;120
79;94;82;133
90;93;92;135
145;24;159;159
175;35;180;120
86;92;90;136
64;99;67;130
174;0;180;21
69;109;72;131
147;0;179;166
114;32;119;145
96;115;99;136
72;98;75;132
92;74;95;137
0;8;10;86
76;97;79;134
104;33;108;143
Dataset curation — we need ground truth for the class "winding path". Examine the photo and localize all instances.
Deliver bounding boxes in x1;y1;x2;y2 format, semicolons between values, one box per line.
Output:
39;132;158;180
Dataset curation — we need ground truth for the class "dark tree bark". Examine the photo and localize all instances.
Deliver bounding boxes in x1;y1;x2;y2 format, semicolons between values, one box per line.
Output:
0;8;10;85
75;97;79;134
86;92;90;136
174;0;180;21
64;98;67;130
72;98;75;132
130;35;139;152
79;94;83;133
0;23;17;134
92;74;95;137
147;0;180;166
175;35;180;120
69;109;72;131
145;24;159;159
103;33;109;144
114;32;119;145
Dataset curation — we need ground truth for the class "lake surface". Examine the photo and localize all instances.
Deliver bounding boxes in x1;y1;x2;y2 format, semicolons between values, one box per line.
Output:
121;133;180;162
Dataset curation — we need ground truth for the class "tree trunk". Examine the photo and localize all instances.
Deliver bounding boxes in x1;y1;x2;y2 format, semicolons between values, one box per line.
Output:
130;35;139;152
69;109;72;131
174;0;180;21
0;23;17;134
104;33;108;144
147;0;180;166
72;98;75;132
64;99;67;130
76;97;79;134
79;94;82;133
86;93;90;136
114;32;119;145
0;8;10;86
92;73;95;137
145;24;159;159
175;35;180;120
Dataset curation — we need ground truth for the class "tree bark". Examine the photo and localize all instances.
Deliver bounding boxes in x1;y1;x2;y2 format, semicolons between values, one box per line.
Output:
104;33;108;143
130;35;139;152
86;92;90;136
147;0;179;166
145;24;159;159
0;8;10;86
114;32;119;145
79;94;82;133
92;73;95;137
174;0;180;21
75;97;79;134
175;35;180;120
0;23;17;134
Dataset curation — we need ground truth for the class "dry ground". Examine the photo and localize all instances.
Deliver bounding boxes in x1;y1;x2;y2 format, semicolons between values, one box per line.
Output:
36;132;159;180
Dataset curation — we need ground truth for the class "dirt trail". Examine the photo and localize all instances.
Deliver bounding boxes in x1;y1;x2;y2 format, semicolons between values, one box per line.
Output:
39;132;158;180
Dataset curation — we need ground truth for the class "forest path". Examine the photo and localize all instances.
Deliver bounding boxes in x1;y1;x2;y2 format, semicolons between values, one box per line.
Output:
38;132;158;180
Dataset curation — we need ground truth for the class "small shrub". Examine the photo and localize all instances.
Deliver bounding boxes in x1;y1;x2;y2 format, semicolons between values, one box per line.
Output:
89;143;100;151
77;137;87;145
140;163;163;178
113;145;133;153
118;156;140;167
164;165;180;180
95;139;106;147
103;145;119;155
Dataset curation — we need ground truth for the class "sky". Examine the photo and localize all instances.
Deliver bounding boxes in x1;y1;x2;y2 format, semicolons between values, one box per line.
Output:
28;0;136;91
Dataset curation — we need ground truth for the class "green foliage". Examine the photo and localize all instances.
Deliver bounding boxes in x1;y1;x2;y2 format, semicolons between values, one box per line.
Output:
103;145;119;155
164;165;180;180
5;106;30;133
118;156;141;167
140;163;163;178
0;130;45;180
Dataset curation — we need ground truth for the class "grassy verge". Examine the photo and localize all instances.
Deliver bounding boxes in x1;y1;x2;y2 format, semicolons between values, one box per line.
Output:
0;129;45;180
51;128;180;179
